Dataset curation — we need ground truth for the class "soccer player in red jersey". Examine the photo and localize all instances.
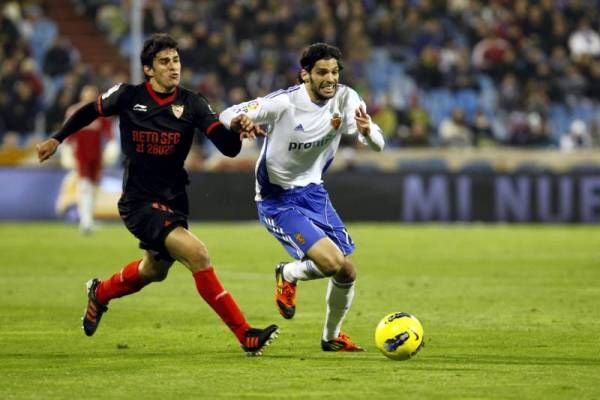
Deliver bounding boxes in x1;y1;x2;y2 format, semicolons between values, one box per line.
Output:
62;84;115;235
36;33;278;356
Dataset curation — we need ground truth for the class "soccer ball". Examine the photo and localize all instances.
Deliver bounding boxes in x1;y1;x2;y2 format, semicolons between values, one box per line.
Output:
375;312;424;360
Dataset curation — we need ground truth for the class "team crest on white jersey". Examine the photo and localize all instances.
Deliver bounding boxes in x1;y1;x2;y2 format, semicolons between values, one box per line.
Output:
172;104;184;118
331;113;341;130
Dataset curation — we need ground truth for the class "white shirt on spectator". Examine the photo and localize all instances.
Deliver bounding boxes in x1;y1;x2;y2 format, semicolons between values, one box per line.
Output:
560;120;593;152
569;28;600;58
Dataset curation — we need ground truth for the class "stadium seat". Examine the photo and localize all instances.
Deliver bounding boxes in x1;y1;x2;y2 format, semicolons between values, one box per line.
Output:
454;89;480;116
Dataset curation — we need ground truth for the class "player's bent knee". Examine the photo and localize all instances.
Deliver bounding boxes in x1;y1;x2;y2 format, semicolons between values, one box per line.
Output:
316;253;346;276
185;246;211;270
140;264;170;283
337;266;356;282
151;269;169;282
332;258;357;283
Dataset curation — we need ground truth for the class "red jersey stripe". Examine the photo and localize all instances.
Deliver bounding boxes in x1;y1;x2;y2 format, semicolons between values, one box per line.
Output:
145;81;178;106
96;95;103;115
206;121;221;135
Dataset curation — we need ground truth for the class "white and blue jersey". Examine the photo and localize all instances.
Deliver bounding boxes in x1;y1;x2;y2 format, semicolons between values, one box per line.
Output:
220;84;384;258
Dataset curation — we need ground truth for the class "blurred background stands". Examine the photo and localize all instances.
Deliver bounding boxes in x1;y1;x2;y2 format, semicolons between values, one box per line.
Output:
2;0;600;172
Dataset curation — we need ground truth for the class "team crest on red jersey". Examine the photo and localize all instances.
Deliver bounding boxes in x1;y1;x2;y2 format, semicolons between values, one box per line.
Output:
172;104;184;119
331;113;342;130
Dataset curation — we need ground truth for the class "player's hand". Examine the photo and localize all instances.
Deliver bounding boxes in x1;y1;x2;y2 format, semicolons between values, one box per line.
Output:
230;114;265;140
355;106;371;137
36;138;60;163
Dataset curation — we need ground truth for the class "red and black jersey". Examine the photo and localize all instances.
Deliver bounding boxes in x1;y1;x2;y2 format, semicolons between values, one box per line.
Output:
95;82;234;200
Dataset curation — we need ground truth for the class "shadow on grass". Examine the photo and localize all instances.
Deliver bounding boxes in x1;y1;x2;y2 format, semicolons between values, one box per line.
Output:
424;354;600;367
4;350;599;369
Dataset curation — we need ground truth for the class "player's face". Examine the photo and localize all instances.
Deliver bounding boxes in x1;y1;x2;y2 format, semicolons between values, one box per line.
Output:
146;48;181;92
305;58;339;103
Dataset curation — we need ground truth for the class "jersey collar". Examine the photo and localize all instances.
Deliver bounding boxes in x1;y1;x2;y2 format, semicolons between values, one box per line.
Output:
145;81;178;106
301;83;331;108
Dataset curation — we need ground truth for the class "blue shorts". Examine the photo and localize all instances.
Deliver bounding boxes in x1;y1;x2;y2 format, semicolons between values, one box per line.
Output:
257;184;354;259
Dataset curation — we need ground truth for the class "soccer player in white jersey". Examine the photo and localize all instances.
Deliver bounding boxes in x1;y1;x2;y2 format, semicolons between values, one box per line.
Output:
220;43;385;351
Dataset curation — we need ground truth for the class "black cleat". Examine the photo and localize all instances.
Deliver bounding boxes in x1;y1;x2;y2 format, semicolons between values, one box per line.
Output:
82;279;108;336
241;324;280;356
275;263;296;319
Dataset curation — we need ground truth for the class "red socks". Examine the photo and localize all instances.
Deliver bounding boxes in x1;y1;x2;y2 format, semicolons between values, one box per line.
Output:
94;262;249;343
193;267;250;343
95;260;147;305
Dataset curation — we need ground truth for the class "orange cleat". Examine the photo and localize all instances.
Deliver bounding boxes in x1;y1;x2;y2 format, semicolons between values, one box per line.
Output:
275;263;297;319
321;333;365;352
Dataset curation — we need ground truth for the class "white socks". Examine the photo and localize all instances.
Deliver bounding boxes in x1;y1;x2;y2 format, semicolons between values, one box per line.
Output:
282;259;325;282
78;178;96;233
323;278;355;341
281;260;356;341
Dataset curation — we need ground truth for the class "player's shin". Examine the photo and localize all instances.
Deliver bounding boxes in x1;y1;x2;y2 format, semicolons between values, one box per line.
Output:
95;259;148;305
283;259;325;282
193;267;250;342
322;278;355;341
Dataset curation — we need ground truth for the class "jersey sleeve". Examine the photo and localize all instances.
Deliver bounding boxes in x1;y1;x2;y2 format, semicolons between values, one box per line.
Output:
191;93;242;157
97;83;129;116
219;96;288;129
190;93;221;133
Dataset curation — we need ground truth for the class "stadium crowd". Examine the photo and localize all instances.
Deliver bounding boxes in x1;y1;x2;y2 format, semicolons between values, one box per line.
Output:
2;0;600;165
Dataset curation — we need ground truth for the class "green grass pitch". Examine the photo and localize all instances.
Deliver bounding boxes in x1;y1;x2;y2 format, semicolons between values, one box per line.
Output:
1;222;599;399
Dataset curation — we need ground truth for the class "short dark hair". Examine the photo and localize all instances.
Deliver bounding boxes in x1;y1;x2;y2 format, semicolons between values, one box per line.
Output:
140;33;179;78
299;43;344;74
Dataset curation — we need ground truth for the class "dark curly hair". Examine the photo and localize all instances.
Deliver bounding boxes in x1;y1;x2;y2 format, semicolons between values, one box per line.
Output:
140;33;179;80
297;43;344;83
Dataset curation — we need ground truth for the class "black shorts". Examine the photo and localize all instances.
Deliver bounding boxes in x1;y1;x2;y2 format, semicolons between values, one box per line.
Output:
118;193;189;262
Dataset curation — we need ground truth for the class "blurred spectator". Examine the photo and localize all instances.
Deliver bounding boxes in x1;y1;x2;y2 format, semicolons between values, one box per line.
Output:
42;37;76;77
560;119;592;152
472;110;495;147
372;96;398;143
439;108;473;147
508;111;554;148
568;17;600;62
498;73;521;111
20;3;57;66
471;30;513;82
3;0;600;158
400;121;431;147
412;45;443;89
558;64;588;105
95;2;127;44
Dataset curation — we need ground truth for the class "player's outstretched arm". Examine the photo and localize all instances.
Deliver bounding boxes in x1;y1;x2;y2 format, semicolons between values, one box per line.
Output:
230;114;265;141
220;97;285;133
206;115;264;158
37;102;101;162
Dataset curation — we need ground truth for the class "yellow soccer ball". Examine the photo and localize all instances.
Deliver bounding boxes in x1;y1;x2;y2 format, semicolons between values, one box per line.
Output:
375;312;424;360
